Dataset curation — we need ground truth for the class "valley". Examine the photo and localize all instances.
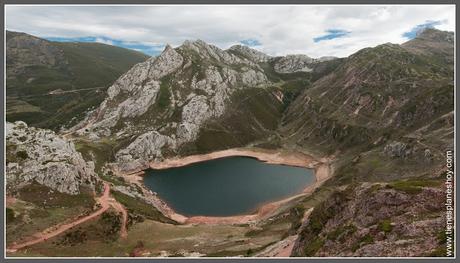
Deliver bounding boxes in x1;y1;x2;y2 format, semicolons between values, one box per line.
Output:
5;28;454;257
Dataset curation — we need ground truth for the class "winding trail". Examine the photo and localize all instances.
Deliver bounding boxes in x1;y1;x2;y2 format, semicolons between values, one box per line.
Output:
110;199;128;239
6;182;129;252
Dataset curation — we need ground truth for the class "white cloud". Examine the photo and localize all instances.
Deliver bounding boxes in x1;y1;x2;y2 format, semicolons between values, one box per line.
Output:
95;37;114;45
5;5;455;58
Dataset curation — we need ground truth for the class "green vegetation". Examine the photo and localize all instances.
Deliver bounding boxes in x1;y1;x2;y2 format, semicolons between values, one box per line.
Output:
190;87;283;155
327;224;357;241
351;234;374;252
111;190;176;224
377;219;393;233
157;76;172;109
18;183;95;209
7;33;148;130
74;138;116;173
16;150;28;160
6;208;16;223
387;179;441;194
52;210;122;247
302;238;325;256
6;198;94;246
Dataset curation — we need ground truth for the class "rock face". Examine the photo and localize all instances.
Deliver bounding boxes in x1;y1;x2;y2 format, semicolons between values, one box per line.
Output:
6;121;96;195
273;54;318;73
292;183;446;257
73;40;272;172
228;45;272;62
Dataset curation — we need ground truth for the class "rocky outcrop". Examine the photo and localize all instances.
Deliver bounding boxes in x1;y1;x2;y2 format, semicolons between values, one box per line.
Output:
292;183;446;257
115;131;175;172
73;40;271;172
274;55;316;73
228;45;272;62
6;121;96;195
383;141;433;162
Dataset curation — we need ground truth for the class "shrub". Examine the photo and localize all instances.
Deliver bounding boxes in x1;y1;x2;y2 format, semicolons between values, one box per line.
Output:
16;150;29;160
378;219;393;233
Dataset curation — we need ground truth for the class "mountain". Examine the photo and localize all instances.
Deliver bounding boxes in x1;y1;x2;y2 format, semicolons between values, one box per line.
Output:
280;28;453;182
70;39;341;173
5;28;454;257
6;31;149;130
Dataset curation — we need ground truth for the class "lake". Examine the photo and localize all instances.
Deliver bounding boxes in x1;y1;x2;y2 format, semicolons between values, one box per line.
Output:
143;156;315;216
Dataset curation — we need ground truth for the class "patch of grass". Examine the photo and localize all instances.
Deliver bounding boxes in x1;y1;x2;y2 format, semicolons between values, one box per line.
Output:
387;179;441;195
377;219;393;233
74;138;116;173
327;224;357;241
6;199;92;245
53;210;122;247
429;247;449;257
6;207;16;223
302;237;324;256
18;182;95;209
111;190;176;224
16;150;29;160
157;76;172;109
351;234;374;252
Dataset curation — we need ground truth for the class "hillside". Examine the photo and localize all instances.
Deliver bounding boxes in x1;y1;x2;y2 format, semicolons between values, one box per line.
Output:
69;39;340;174
6;31;149;130
5;28;454;257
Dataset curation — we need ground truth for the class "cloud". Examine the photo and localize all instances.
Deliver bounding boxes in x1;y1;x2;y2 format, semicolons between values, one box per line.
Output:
402;20;443;39
5;5;455;58
44;35;164;56
313;29;351;43
95;37;114;46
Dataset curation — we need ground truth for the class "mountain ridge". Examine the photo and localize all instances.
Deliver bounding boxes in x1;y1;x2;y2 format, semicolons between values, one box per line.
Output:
5;28;454;257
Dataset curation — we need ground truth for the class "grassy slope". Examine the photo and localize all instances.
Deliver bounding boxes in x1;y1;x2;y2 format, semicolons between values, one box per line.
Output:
7;40;149;130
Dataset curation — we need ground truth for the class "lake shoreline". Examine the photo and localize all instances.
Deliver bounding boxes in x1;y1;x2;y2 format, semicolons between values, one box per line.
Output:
117;147;334;225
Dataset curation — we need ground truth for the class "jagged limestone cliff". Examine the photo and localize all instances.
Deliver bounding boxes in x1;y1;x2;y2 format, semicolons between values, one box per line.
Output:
6;121;97;195
72;40;280;172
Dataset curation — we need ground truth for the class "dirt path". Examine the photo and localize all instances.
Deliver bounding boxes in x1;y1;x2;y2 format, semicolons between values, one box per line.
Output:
109;199;128;239
6;182;128;252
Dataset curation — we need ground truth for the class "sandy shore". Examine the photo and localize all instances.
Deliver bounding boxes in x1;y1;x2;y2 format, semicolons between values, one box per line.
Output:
148;148;320;170
118;147;334;225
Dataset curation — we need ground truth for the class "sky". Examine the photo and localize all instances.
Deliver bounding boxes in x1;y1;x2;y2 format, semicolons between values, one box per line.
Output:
5;5;455;58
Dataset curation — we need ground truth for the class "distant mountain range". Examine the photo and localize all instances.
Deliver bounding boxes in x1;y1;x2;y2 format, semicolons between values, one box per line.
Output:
6;30;149;129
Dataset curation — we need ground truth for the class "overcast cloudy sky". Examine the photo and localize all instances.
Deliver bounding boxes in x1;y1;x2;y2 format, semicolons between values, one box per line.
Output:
5;5;455;58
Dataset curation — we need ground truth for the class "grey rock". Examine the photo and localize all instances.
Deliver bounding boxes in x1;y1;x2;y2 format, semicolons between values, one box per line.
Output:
228;45;271;62
6;121;96;195
274;54;315;73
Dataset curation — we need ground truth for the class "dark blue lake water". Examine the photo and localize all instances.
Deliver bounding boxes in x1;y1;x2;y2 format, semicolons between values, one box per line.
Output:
143;156;315;216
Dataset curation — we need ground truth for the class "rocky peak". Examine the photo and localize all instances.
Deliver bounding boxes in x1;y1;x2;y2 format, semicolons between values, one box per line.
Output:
179;39;250;65
401;28;454;64
163;43;174;51
415;28;454;43
228;45;271;62
72;38;270;172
